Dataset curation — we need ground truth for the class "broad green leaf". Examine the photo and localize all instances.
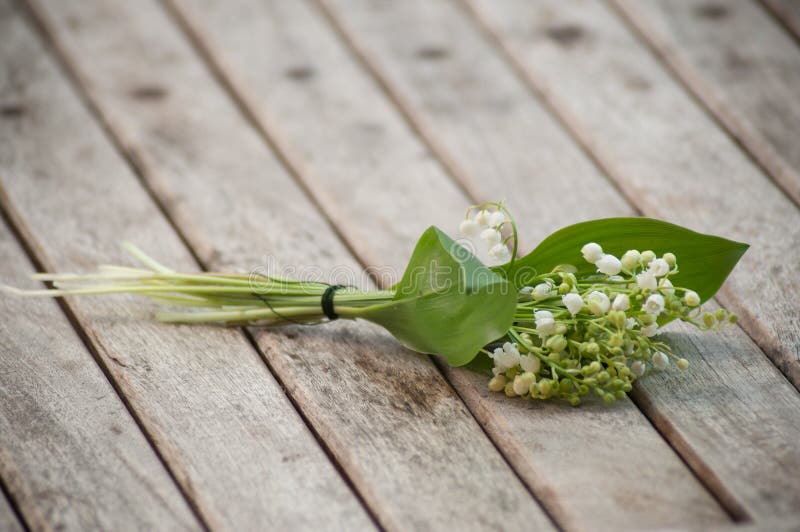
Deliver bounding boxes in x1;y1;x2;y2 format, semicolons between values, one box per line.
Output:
497;218;748;303
359;226;517;366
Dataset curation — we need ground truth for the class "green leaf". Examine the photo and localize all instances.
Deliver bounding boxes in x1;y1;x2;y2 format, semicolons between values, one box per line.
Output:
497;218;748;303
358;226;517;366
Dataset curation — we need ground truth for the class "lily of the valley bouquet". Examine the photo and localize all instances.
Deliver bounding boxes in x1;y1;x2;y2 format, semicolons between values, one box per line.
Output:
8;203;747;405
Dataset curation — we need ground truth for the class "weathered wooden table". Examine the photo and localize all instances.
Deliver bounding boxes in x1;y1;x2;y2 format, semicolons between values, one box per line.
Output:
1;0;799;530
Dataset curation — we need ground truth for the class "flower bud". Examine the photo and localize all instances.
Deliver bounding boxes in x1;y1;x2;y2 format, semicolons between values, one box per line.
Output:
519;354;540;374
504;382;517;397
651;351;669;370
641;250;656;266
586;342;600;355
558;282;570;294
597;370;610;383
608;310;627;329
559;379;573;394
608;333;623;348
683;290;700;307
533;282;553;301
631;360;645;377
488;375;506;392
715;308;727;322
459;219;480;236
702;312;716;327
621;249;641;270
475;209;490;227
546;334;568;353
514;372;535;395
589;361;602;373
488;211;506;228
538;379;553;397
728;313;738;324
612;293;630;311
662;252;677;267
586;291;611;316
581;242;604;264
480;228;501;245
596;254;622;276
677;358;689;370
658;278;675;296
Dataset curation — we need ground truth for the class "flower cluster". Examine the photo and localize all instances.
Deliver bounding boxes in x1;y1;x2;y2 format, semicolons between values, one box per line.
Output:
486;242;737;405
459;203;515;263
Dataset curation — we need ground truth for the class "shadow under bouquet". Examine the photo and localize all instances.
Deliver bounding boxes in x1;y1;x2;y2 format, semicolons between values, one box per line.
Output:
8;203;748;405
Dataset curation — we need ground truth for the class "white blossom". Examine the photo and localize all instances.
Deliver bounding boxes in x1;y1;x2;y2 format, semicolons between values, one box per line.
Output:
491;346;520;371
562;293;583;316
475;209;490;227
631;360;646;377
488;211;506;228
513;373;535;395
459;219;480;237
581;242;604;264
612;293;630;311
651;351;669;370
626;317;637;330
621;249;641;270
489;243;511;262
644;293;665;315
519;286;533;295
520;355;541;374
641;323;659;337
648;258;670;277
596;254;622;276
480;228;501;246
534;310;556;335
586;291;610;316
636;271;657;291
533;282;554;301
658;278;674;296
684;290;700;307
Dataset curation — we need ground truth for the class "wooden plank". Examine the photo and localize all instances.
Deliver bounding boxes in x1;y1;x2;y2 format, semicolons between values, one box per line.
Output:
761;0;800;41
464;0;800;391
0;3;374;530
315;0;631;245
0;222;199;531
612;0;800;207
161;0;735;530
0;489;22;532
25;0;555;530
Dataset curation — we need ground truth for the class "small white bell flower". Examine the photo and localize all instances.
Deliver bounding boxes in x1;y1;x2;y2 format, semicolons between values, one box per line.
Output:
581;242;604;264
644;293;665;315
631;360;646;377
459;219;480;237
595;254;622;276
621;249;641;270
520;355;541;374
489;243;511;262
626;317;637;330
534;310;556;335
651;351;669;370
658;278;674;296
513;373;535;395
641;323;659;337
502;342;520;356
475;209;490;227
491;346;520;371
488;211;506;228
585;291;610;316
612;293;630;311
562;293;583;316
636;271;657;291
648;258;670;277
683;290;700;307
533;282;553;301
480;228;501;245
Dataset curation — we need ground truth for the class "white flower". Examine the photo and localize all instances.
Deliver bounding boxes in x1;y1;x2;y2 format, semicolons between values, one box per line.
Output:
533;282;553;301
562;293;583;316
651;351;669;370
581;242;604;264
596;254;622;276
644;293;665;315
520;355;541;374
488;211;506;228
513;373;535;395
491;346;520;371
641;323;659;337
475;209;490;227
648;258;670;277
585;291;610;316
534;310;556;335
626;317;637;330
612;293;630;311
503;342;520;356
631;360;646;377
489;243;511;262
658;278;674;296
480;228;501;245
636;271;657;291
621;249;641;270
459;219;480;237
519;286;533;295
684;290;700;307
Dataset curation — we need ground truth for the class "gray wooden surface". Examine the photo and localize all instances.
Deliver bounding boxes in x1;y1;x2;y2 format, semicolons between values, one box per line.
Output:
1;0;799;530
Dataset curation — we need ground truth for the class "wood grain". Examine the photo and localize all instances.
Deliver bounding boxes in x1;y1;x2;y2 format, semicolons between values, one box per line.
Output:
761;0;800;41
162;0;736;530
26;0;555;529
612;0;800;206
0;222;199;531
315;0;631;247
465;0;800;390
0;489;22;532
0;2;373;530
